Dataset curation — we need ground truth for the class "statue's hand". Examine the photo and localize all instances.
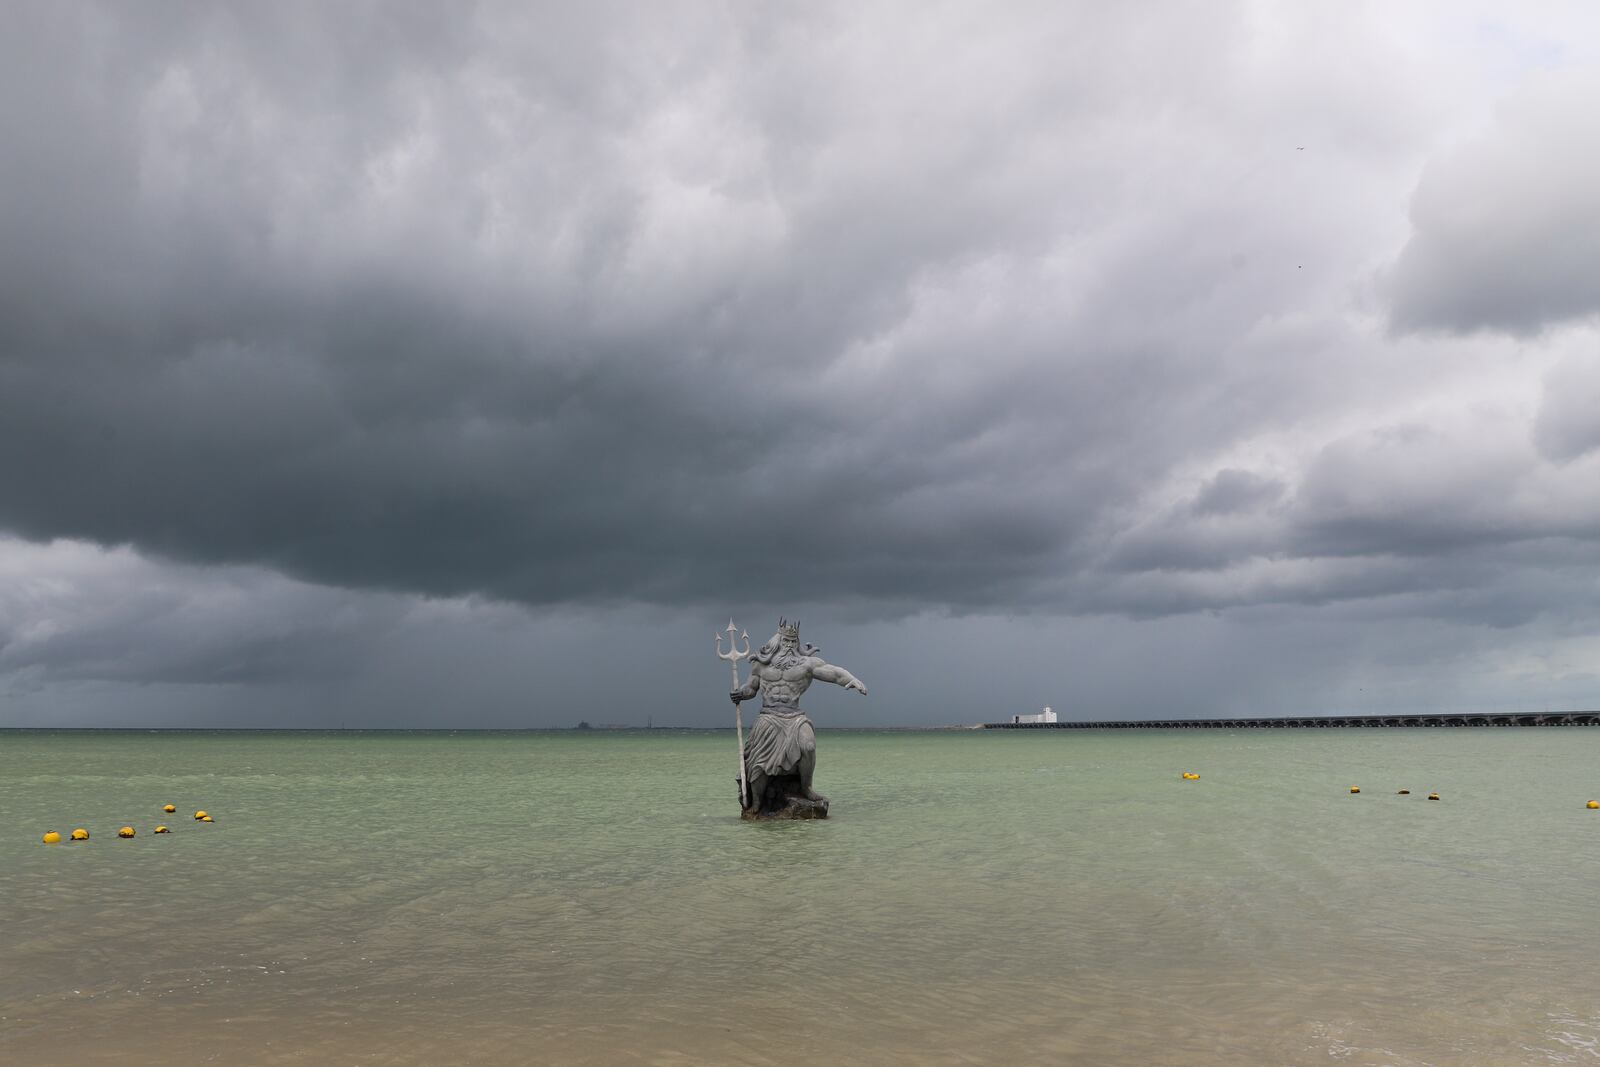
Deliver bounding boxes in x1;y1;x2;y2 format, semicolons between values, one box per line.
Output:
729;690;744;705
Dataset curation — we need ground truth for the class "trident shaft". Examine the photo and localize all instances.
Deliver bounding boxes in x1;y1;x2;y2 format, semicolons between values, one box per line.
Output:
716;619;751;807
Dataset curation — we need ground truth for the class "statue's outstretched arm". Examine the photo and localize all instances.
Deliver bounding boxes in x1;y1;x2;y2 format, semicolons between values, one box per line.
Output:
812;662;867;695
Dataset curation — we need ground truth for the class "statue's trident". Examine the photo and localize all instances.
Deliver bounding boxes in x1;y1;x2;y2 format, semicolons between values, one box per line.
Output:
716;620;751;807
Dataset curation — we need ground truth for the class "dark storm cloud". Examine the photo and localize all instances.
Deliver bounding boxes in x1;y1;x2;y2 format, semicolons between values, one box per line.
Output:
2;0;1598;675
0;1;1248;614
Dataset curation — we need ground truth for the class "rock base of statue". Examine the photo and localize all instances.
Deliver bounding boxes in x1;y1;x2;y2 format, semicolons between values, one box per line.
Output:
741;771;829;820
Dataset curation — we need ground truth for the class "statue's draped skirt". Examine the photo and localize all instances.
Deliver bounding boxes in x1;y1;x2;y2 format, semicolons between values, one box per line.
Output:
742;709;814;778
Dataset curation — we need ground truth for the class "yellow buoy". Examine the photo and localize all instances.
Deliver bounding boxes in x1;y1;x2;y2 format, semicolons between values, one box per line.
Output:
163;804;176;813
1588;800;1599;810
155;825;171;834
42;831;62;844
1427;792;1440;800
200;815;214;823
70;828;90;841
1180;772;1199;779
193;810;208;821
1350;786;1360;794
118;826;136;838
1397;789;1410;795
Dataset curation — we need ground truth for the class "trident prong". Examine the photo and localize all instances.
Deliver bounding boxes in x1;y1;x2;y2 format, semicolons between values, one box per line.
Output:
716;620;750;665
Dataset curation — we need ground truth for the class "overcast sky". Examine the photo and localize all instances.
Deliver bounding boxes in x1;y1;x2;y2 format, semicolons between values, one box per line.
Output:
3;2;1599;727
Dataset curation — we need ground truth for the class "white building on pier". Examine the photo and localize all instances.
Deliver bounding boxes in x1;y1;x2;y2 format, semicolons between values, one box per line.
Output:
1011;705;1058;725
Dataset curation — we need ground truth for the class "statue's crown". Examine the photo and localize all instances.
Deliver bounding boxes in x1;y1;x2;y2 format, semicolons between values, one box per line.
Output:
778;617;800;641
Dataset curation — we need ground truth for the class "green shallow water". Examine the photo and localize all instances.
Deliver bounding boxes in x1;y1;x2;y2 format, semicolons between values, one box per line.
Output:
3;728;1600;1066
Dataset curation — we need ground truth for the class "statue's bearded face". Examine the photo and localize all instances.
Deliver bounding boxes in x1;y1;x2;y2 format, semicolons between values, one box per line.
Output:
778;621;800;649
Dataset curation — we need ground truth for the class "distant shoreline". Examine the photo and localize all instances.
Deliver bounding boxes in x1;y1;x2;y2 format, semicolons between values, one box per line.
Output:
5;713;1598;732
0;724;970;733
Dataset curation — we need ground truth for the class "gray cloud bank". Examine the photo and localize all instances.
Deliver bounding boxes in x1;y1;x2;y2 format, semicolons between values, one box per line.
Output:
5;536;1596;728
3;3;1600;722
1389;68;1600;336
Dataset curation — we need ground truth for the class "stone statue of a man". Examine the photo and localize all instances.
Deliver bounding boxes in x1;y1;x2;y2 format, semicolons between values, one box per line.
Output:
730;618;866;818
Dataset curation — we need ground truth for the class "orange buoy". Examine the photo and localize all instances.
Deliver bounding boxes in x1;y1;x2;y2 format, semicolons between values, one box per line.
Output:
200;815;214;823
42;831;62;844
193;810;208;821
1587;800;1599;810
154;825;171;834
1397;789;1410;795
70;828;90;841
1349;786;1360;794
1427;792;1440;801
118;826;136;838
163;804;176;813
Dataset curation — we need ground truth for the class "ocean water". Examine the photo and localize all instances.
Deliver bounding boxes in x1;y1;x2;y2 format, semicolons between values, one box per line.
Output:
3;727;1599;1066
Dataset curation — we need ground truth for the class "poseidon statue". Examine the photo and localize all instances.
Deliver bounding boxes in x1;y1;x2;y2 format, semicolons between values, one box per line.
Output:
730;618;867;819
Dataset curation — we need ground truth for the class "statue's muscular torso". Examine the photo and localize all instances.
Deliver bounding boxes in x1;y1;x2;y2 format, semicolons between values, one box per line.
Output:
732;636;865;715
754;654;822;710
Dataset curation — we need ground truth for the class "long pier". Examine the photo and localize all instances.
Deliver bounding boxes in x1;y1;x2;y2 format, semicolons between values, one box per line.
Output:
985;711;1600;729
